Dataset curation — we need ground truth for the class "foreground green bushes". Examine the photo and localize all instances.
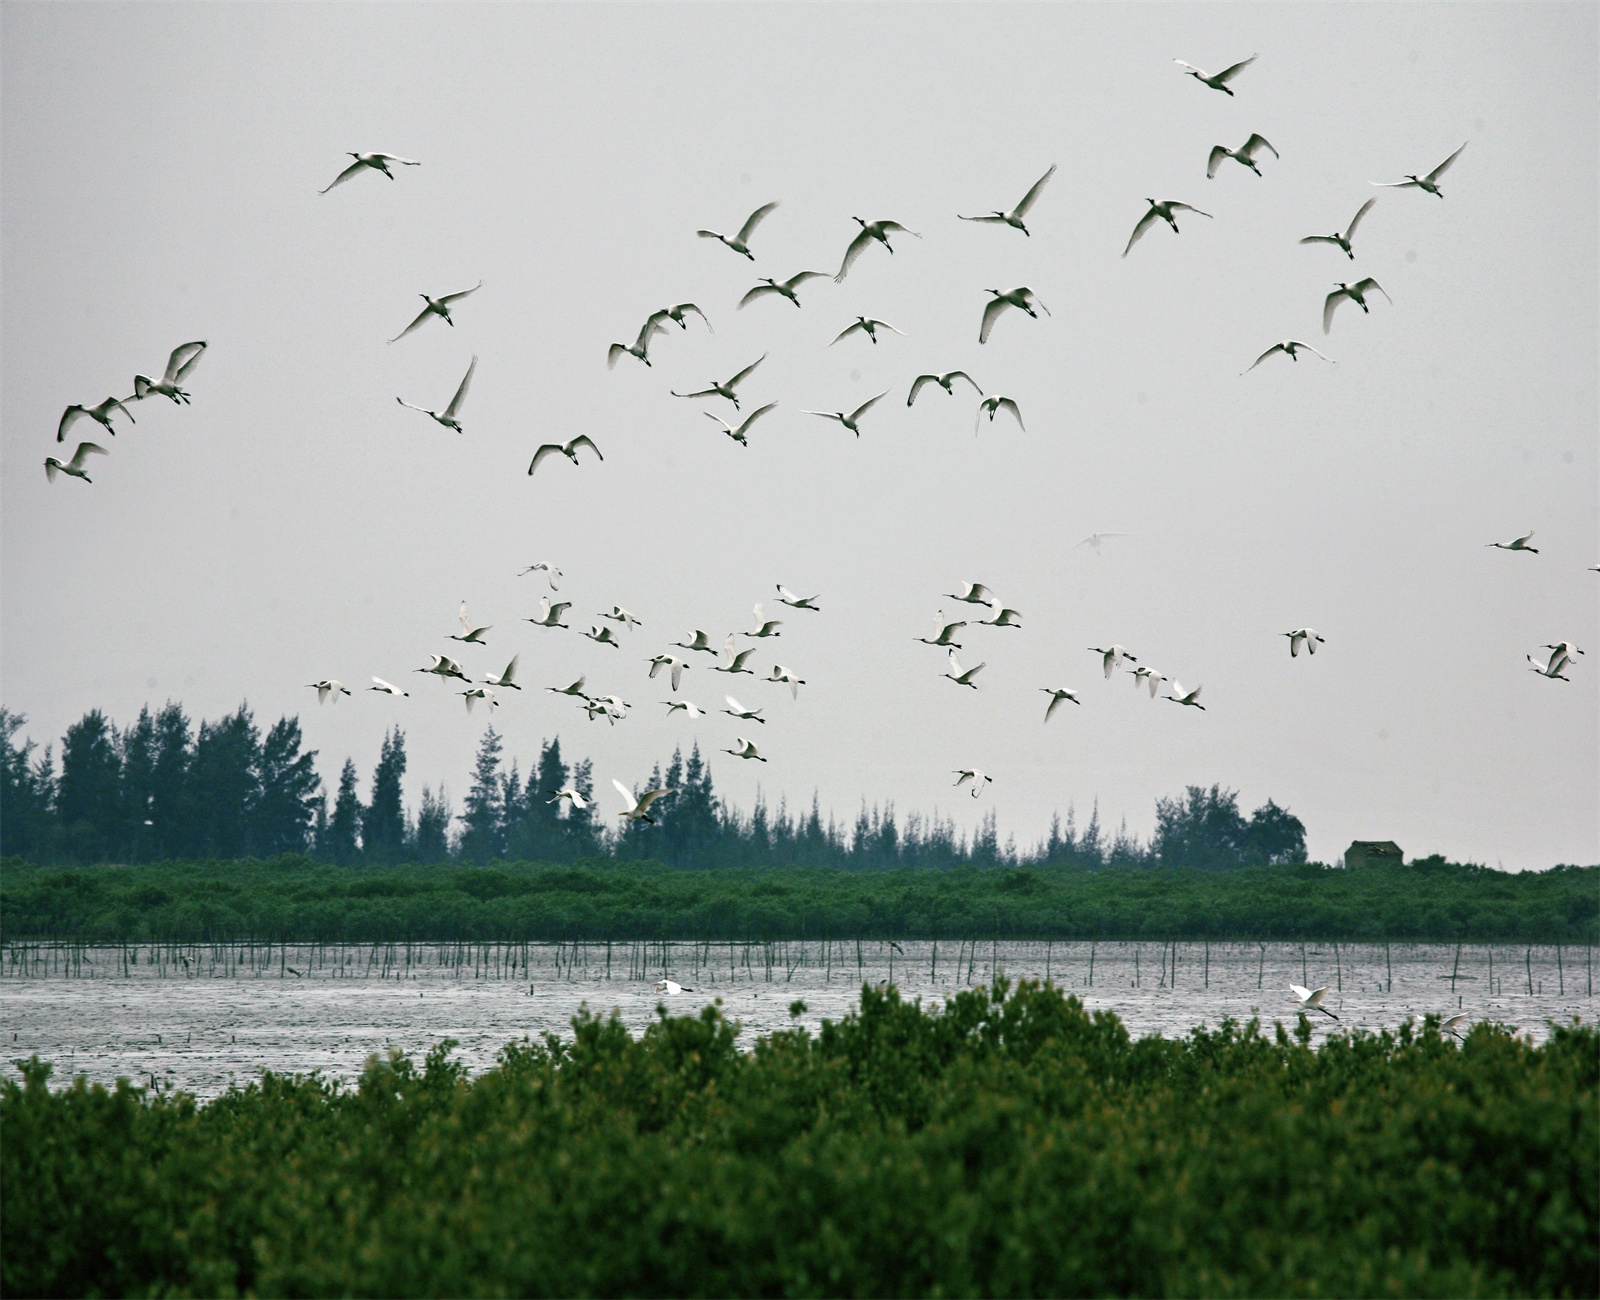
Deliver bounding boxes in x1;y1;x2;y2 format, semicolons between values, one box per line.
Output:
4;856;1597;945
5;981;1595;1297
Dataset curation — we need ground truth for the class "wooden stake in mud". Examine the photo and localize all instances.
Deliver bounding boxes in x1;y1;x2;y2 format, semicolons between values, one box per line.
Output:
1203;940;1209;990
1257;943;1265;991
1526;946;1533;996
1088;942;1096;988
1557;945;1563;995
1334;943;1341;993
1449;943;1461;994
1385;942;1392;994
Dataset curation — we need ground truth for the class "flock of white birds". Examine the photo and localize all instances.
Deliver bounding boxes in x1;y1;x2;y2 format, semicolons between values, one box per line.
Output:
45;55;1591;830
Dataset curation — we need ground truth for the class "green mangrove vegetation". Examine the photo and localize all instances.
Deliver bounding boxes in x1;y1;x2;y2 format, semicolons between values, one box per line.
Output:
5;980;1595;1297
3;855;1596;948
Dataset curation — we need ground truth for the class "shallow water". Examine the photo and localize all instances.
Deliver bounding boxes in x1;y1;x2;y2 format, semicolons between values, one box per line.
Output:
3;939;1592;1099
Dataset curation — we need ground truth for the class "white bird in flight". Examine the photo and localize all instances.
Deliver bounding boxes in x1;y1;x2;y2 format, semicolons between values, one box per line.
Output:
449;603;490;645
649;656;689;691
946;582;997;606
44;442;109;483
1526;650;1570;681
776;585;820;612
975;395;1025;433
603;606;642;628
526;598;572;629
705;403;777;448
388;282;483;343
129;341;207;404
654;978;693;995
723;695;766;725
306;679;351;704
1128;666;1167;698
1207;133;1279;179
546;674;589;700
614;779;675;822
483;655;522;689
917;613;967;648
672;355;765;410
1122;200;1213;257
953;769;993;797
547;786;587;809
398;356;477;432
723;737;767;762
829;317;907;347
801;392;888;437
1289;983;1338;1019
1283;629;1326;658
58;398;133;443
1299;198;1377;260
607;317;667;369
581;694;628;724
958;164;1056;236
767;665;806;699
907;371;982;406
1090;645;1137;679
319;151;419;193
1487;531;1538;554
368;677;409;697
1442;1013;1468;1041
979;606;1022;629
712;637;758;675
583;624;621;648
1539;641;1585;674
647;302;712;334
675;629;719;655
1041;688;1080;721
664;700;707;718
744;604;783;638
943;650;984;689
1371;143;1467;197
1244;341;1333;373
459;687;498;713
528;436;603;477
1173;54;1257;95
739;271;828;309
1166;681;1206;710
1074;532;1135;555
834;218;922;282
697;201;779;260
519;562;562;588
979;287;1049;344
416;654;470;682
1322;279;1391;333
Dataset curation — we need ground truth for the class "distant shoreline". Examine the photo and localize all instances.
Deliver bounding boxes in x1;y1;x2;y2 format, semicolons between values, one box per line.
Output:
4;857;1595;945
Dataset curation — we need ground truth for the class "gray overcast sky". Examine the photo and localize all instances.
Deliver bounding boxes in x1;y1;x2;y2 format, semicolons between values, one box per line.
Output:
3;3;1595;870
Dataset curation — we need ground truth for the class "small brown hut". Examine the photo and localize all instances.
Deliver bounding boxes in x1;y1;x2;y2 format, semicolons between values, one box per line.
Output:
1344;840;1404;868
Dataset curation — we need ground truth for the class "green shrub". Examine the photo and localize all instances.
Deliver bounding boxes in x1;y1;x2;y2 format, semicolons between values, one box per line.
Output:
2;858;1595;945
5;981;1595;1297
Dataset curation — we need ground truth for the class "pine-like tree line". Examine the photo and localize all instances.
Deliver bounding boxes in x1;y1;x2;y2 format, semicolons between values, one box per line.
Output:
1;704;1308;870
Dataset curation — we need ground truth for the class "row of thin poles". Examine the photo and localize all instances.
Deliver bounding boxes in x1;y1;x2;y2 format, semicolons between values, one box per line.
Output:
2;940;1593;997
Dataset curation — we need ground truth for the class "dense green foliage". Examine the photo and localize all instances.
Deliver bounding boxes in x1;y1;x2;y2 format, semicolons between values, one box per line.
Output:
5;981;1594;1297
5;704;1309;872
4;856;1595;944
